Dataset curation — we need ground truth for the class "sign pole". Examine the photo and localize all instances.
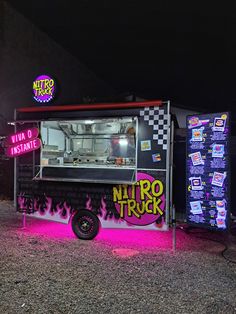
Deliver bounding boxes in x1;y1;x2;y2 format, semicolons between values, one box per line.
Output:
22;211;26;229
169;120;176;252
172;205;176;253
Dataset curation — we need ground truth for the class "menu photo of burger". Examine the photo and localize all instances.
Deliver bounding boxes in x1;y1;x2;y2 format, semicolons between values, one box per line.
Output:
217;209;226;219
191;128;204;142
212;171;226;187
216;200;226;211
216;218;226;229
190;201;203;215
212;116;227;132
212;144;225;158
188;116;201;129
189;151;204;166
189;177;203;190
216;200;226;220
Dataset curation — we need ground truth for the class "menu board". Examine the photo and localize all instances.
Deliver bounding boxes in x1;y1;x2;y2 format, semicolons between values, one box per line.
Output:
186;112;230;230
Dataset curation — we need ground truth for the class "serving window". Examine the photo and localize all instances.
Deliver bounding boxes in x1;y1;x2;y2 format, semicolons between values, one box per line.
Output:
38;117;137;184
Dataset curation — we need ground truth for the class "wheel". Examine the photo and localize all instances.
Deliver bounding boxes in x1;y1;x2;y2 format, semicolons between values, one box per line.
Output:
71;210;100;240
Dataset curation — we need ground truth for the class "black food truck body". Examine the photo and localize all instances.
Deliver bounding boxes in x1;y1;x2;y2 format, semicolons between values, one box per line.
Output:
10;100;173;239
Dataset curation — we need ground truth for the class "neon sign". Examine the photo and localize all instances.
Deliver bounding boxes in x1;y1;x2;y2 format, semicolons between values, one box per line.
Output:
6;127;39;145
6;139;41;157
5;128;41;157
33;74;55;103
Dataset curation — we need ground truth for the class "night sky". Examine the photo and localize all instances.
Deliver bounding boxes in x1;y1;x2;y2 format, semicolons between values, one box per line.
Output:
7;0;236;114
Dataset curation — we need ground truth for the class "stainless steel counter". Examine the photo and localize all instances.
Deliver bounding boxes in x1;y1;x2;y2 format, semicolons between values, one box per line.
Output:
40;163;136;170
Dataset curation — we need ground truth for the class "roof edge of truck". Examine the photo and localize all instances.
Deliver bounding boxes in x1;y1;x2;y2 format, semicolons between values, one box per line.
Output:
16;100;164;113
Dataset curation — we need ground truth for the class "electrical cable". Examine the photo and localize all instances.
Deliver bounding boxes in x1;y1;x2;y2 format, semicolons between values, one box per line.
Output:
221;246;236;264
177;223;236;264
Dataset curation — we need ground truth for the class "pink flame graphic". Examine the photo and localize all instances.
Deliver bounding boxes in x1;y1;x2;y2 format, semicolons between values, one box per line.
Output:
18;194;25;210
86;195;92;210
56;201;70;219
99;196;107;218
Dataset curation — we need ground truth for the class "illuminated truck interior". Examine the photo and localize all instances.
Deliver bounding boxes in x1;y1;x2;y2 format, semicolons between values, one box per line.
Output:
38;117;137;184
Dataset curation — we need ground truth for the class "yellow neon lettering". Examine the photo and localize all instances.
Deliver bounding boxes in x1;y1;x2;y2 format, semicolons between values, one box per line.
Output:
131;184;136;199
113;185;122;201
136;202;145;214
140;180;152;200
118;200;127;218
49;79;54;87
123;185;128;199
44;79;50;88
33;81;38;89
152;180;163;197
145;199;153;213
127;200;140;218
153;198;163;215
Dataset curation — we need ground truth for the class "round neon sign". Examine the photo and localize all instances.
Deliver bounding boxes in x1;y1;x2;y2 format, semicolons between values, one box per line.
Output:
33;74;56;103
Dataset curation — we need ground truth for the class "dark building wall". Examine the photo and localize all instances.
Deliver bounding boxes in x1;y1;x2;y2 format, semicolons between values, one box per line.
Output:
0;1;115;198
0;1;115;125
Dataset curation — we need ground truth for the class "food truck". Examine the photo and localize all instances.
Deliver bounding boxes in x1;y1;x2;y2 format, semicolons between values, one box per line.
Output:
6;100;174;239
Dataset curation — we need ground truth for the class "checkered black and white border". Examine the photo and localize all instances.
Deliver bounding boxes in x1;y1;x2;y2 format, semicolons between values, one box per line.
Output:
140;106;169;150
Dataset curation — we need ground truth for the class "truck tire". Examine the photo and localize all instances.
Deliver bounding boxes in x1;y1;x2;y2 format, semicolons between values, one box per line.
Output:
72;210;100;240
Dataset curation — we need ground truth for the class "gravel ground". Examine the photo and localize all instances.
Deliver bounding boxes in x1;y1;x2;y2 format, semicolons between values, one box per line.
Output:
0;200;236;314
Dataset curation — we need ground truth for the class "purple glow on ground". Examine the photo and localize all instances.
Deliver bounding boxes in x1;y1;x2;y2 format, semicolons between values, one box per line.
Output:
19;219;74;239
96;228;173;250
15;218;205;253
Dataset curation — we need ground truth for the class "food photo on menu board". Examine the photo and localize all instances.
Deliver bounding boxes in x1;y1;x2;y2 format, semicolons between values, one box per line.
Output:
186;112;230;230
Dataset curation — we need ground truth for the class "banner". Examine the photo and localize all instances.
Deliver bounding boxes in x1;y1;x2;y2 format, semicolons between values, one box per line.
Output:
186;112;230;230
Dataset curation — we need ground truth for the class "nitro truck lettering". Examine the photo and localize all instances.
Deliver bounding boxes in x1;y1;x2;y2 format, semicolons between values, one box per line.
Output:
113;185;129;200
139;179;163;199
113;179;164;219
33;79;54;97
